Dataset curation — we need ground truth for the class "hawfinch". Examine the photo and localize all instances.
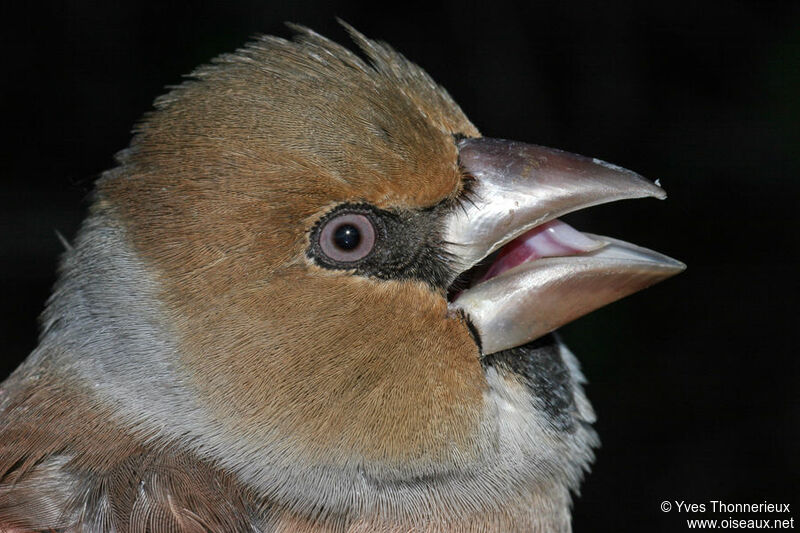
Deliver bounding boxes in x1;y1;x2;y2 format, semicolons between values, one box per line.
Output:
0;24;683;532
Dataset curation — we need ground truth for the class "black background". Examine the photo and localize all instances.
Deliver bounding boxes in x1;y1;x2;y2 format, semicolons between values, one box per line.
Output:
1;1;798;530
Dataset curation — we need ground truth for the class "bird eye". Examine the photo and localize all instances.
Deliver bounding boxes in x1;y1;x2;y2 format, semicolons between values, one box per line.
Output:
318;213;376;262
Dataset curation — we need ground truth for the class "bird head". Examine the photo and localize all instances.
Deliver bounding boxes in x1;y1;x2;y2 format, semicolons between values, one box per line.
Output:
34;24;683;523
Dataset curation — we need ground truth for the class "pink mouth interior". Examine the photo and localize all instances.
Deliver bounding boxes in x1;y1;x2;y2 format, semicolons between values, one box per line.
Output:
475;219;602;285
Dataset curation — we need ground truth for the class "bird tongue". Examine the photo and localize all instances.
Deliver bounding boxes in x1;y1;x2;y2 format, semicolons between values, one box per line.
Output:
474;220;604;285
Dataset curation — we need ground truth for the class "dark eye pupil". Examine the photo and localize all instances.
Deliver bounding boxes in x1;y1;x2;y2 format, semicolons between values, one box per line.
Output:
333;224;361;250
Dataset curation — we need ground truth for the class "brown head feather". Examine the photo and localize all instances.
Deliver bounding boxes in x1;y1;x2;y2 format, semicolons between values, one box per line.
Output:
100;26;483;468
1;25;594;531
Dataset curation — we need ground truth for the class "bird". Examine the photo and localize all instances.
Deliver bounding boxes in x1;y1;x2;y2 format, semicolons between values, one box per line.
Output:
0;23;684;532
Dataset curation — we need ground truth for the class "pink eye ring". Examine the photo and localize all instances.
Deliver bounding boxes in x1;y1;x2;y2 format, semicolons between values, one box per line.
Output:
318;213;376;262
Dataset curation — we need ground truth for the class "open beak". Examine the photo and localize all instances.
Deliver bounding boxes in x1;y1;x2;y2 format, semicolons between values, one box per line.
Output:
446;138;685;355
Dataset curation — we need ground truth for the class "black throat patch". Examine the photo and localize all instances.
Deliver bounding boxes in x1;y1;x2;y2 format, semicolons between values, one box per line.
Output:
482;334;578;432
